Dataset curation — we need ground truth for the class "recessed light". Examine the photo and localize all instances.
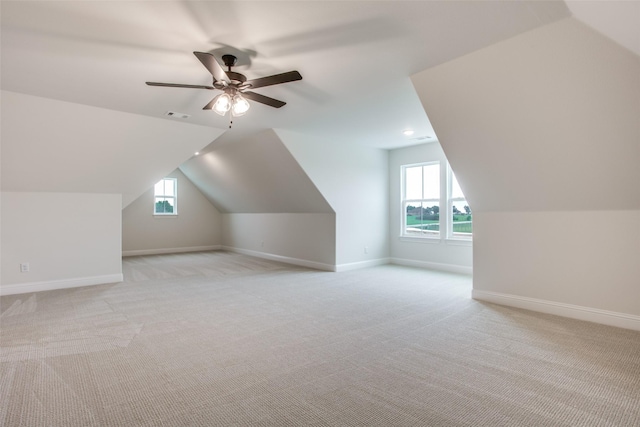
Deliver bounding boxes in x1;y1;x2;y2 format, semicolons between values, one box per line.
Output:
403;129;415;136
194;152;200;156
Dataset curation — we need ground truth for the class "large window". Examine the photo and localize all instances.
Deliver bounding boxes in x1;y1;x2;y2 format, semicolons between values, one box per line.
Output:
402;162;440;237
402;161;472;240
154;178;177;215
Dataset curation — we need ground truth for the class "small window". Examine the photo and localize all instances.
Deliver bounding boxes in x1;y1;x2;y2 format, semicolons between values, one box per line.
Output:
402;162;440;237
154;178;177;215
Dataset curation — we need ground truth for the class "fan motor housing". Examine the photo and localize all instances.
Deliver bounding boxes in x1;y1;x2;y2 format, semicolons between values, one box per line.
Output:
226;71;247;84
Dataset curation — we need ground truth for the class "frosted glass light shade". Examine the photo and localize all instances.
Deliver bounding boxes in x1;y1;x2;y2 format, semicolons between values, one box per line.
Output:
231;94;250;117
213;93;232;116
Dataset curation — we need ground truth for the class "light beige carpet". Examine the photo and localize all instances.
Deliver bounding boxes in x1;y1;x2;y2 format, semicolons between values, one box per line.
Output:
1;251;639;426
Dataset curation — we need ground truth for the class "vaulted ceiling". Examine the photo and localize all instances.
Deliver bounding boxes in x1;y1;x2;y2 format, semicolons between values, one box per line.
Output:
1;1;572;151
2;1;637;213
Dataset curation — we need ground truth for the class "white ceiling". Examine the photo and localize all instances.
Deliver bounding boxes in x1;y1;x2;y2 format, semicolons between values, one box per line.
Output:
1;1;574;150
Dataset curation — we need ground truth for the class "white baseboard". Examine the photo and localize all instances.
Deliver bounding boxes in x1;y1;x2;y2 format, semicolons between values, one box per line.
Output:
122;245;222;257
472;289;640;331
390;258;472;275
221;246;336;271
335;258;391;272
0;274;124;296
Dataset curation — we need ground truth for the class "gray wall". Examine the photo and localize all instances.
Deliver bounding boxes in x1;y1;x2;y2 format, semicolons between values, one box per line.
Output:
122;169;223;255
389;143;472;273
179;129;337;269
278;130;390;270
1;192;122;295
1;92;219;294
222;213;336;269
411;18;640;327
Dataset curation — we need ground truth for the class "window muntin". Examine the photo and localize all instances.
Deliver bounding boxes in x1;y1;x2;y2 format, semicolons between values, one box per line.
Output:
154;178;177;215
402;163;440;237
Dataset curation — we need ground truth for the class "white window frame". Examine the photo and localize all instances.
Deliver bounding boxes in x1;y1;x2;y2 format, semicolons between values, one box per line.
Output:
401;161;441;240
400;161;472;243
153;177;178;216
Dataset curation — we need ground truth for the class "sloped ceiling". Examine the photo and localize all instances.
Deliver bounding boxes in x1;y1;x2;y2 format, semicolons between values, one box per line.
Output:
411;17;640;213
0;1;571;151
1;91;221;207
179;129;333;214
7;1;638;217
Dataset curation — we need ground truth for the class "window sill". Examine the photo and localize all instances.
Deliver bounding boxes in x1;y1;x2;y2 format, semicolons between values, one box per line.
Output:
398;236;472;247
399;236;441;244
445;238;472;247
153;214;178;218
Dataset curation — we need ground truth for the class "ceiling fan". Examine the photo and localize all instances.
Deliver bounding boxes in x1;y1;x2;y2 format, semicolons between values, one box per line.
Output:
146;51;302;117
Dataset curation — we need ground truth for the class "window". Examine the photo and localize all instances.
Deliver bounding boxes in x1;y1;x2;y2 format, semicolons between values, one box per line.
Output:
402;162;441;237
154;178;177;215
449;168;472;237
401;161;472;240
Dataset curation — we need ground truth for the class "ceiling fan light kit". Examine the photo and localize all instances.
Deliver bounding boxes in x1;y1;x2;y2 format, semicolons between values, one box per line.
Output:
231;94;250;116
211;93;232;115
146;51;302;126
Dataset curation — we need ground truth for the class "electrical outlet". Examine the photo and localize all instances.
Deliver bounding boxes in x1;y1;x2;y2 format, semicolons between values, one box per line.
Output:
261;241;265;248
364;246;368;254
20;262;30;273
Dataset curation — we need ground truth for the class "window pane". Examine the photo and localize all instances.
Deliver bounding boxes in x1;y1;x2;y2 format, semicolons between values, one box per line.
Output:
451;172;464;199
405;202;422;235
421;202;440;235
154;181;164;196
452;199;472;234
405;167;422;200
155;197;175;214
164;179;175;196
155;197;165;213
404;202;440;236
423;164;440;199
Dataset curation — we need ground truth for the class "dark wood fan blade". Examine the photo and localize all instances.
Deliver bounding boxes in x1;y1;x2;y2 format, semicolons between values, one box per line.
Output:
245;71;302;89
193;51;229;83
202;98;216;110
146;82;214;90
242;91;286;108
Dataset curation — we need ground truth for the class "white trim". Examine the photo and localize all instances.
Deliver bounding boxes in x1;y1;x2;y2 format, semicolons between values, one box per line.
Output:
472;290;640;332
0;274;123;296
122;245;222;257
445;238;472;247
398;236;441;244
221;246;336;271
390;257;472;275
398;236;472;247
335;258;391;272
